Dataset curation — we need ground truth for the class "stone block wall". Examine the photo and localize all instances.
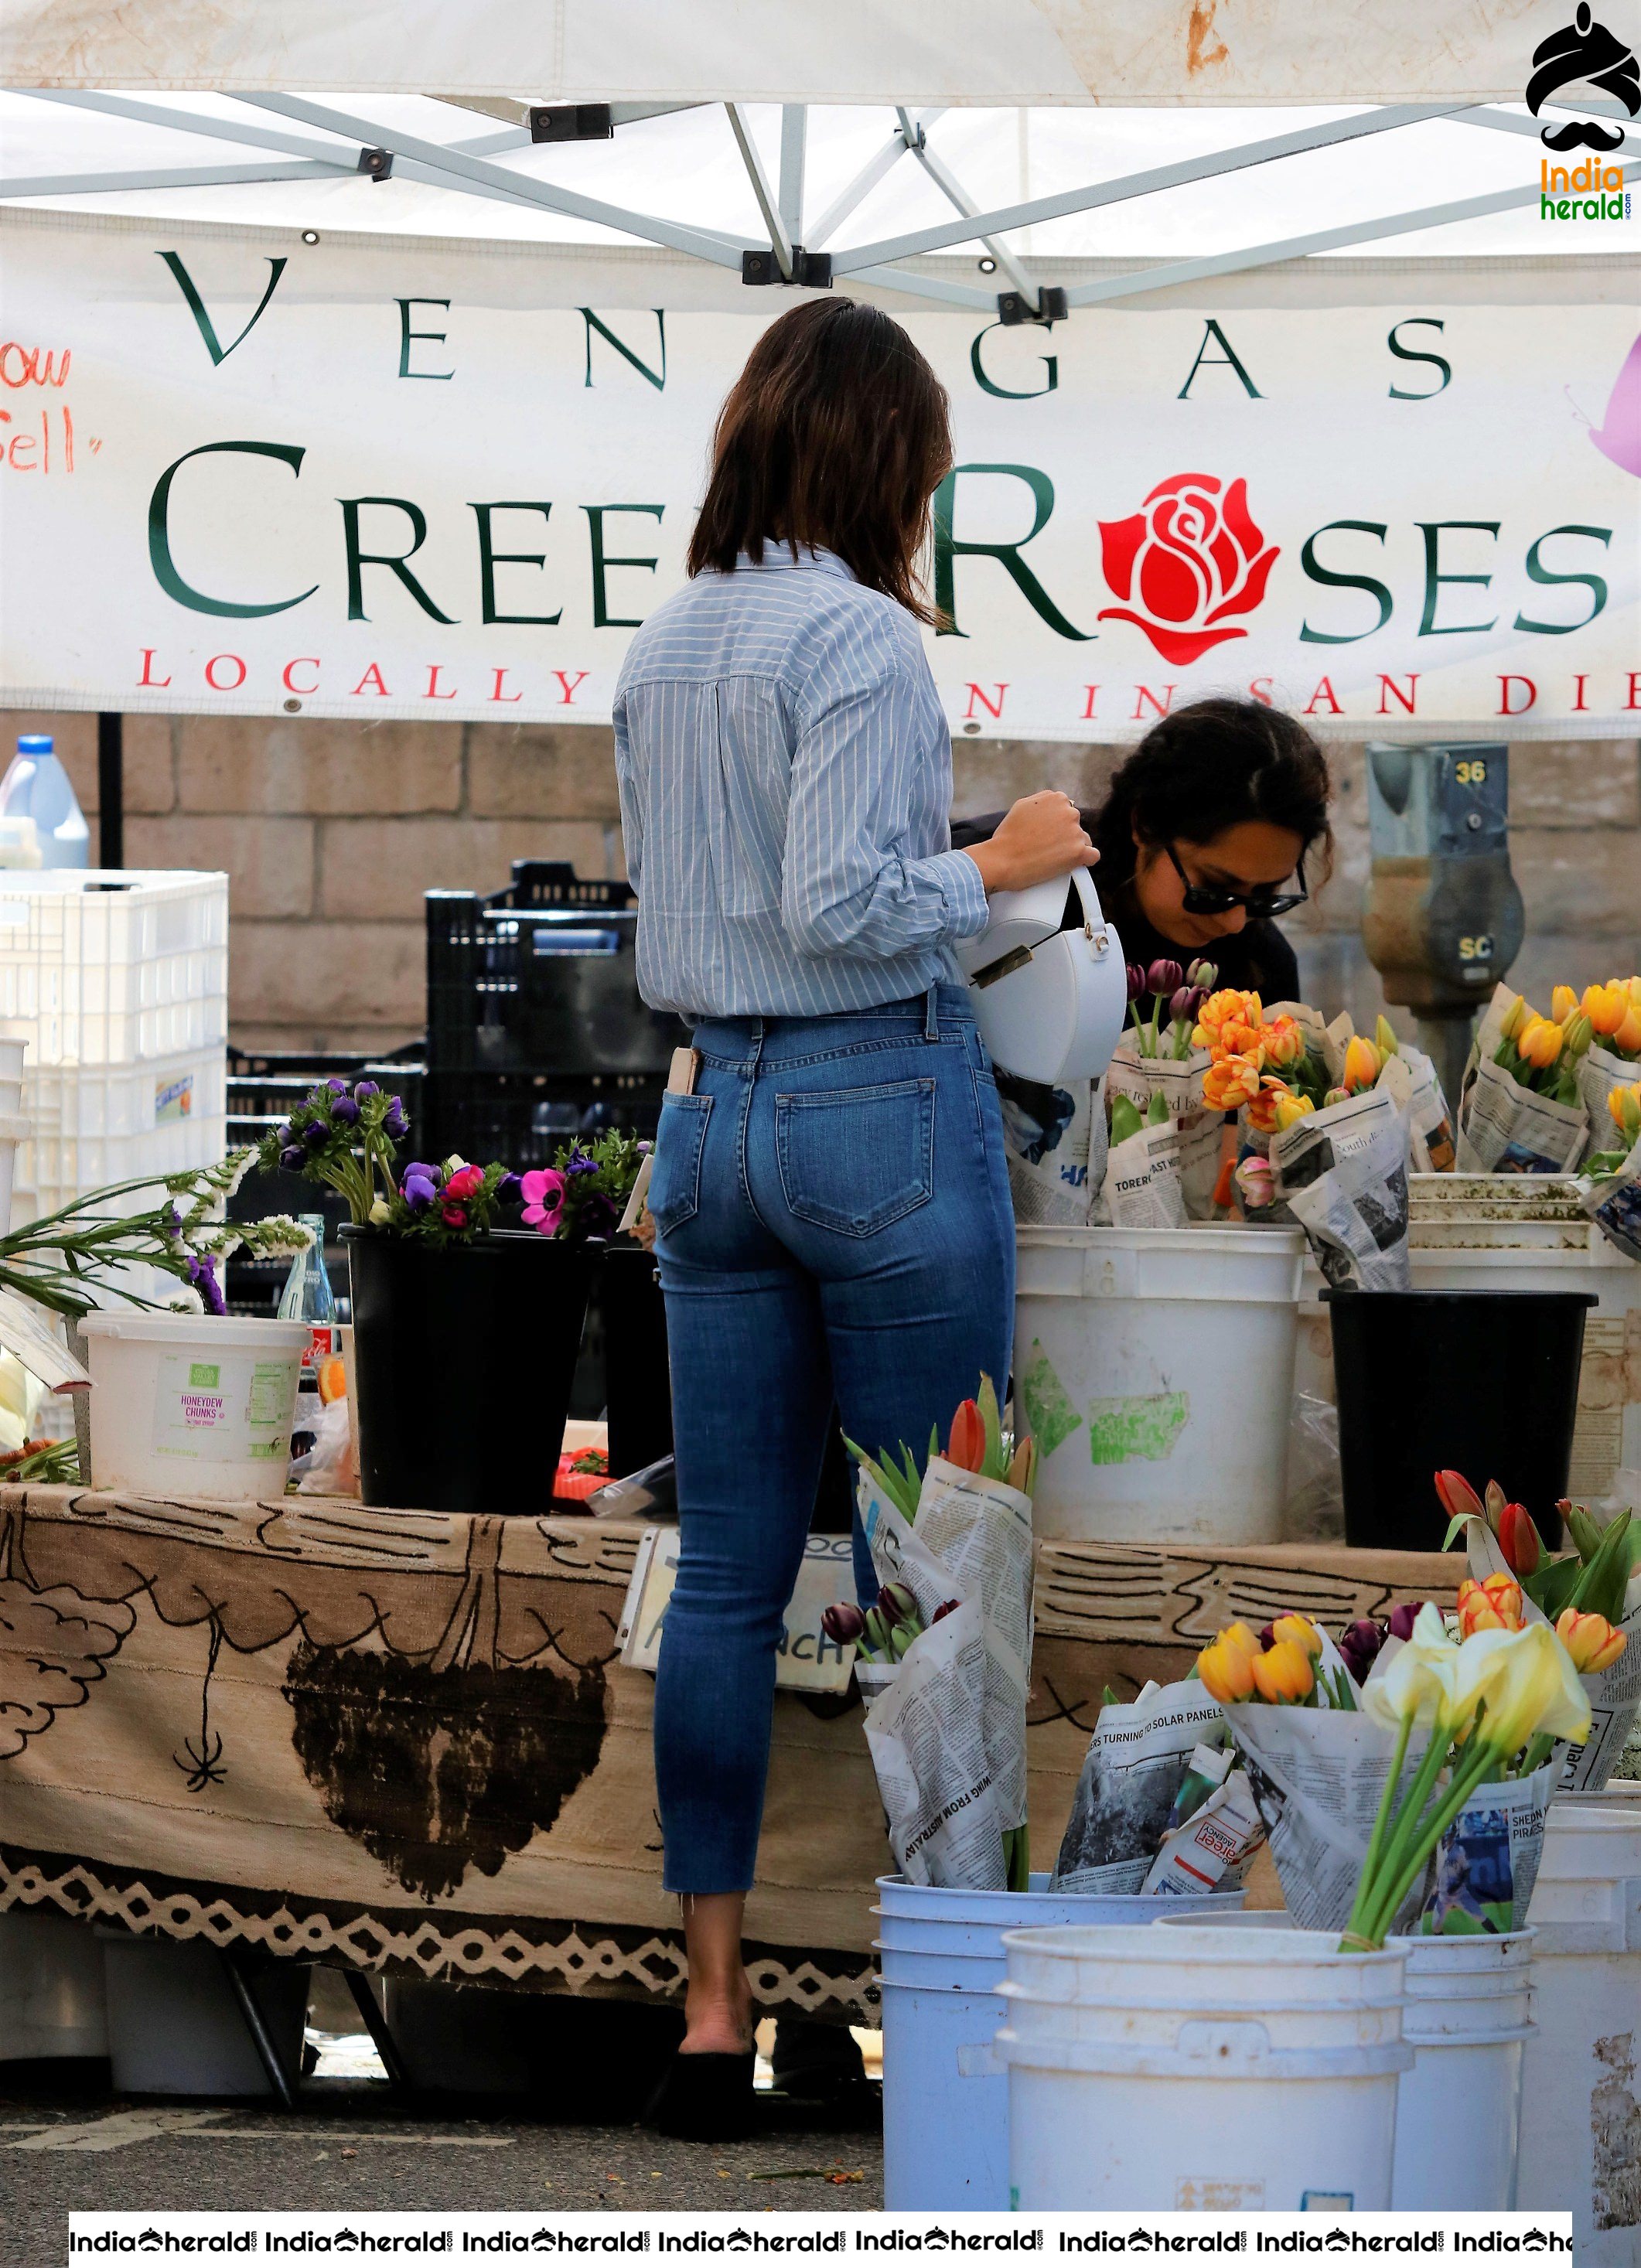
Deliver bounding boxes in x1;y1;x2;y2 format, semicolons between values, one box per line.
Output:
1;709;1636;1056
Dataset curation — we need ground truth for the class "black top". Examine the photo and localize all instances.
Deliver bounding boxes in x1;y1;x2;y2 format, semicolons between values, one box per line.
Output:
950;810;1299;1005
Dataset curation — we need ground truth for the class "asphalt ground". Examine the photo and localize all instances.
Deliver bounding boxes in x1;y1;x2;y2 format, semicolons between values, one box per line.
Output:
0;2060;884;2265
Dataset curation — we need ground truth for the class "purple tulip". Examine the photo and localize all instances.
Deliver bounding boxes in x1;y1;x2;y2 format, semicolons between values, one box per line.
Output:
878;1580;919;1629
1147;957;1184;998
1338;1618;1388;1687
353;1080;380;1103
331;1096;360;1126
498;1172;523;1203
1168;986;1195;1024
1387;1601;1425;1642
821;1601;865;1646
930;1599;961;1625
1125;962;1148;1004
279;1144;305;1171
1186;958;1218;990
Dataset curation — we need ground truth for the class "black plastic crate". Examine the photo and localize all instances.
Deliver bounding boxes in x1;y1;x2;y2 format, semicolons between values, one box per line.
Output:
422;1066;664;1175
427;859;684;1079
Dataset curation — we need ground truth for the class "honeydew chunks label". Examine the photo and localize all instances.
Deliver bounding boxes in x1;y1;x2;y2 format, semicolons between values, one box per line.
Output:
152;1352;299;1462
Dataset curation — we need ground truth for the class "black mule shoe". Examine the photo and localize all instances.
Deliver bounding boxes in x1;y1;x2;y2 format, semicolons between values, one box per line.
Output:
645;2048;757;2141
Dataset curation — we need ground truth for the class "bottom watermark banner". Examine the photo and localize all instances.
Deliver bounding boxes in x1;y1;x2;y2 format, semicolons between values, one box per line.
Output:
64;2213;1577;2258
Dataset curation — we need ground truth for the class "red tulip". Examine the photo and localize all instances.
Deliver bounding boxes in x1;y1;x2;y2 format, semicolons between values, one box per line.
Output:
1434;1469;1486;1525
947;1400;987;1472
1497;1500;1543;1578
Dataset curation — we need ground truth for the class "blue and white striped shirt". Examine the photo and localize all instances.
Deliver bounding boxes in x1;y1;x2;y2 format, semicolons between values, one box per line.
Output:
612;547;988;1018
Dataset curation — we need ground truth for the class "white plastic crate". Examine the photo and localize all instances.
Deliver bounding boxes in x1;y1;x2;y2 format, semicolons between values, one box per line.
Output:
20;1042;227;1219
0;869;227;1066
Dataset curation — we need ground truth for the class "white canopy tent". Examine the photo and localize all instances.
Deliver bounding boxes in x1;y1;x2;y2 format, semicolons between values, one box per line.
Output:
0;5;1636;755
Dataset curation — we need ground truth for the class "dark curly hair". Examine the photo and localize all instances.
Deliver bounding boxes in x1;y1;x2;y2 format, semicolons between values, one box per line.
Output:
1092;697;1334;890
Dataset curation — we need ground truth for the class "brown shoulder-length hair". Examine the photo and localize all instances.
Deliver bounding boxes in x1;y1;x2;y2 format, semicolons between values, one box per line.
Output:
687;299;952;623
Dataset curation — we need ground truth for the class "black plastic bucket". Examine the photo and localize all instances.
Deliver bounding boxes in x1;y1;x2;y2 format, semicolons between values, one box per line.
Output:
1325;1288;1596;1551
344;1226;594;1513
598;1244;674;1478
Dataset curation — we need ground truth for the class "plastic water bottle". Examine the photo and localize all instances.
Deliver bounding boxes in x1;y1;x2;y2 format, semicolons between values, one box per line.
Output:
278;1212;339;1465
0;735;89;868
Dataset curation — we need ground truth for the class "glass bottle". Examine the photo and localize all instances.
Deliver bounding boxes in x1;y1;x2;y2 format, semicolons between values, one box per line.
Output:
278;1213;337;1465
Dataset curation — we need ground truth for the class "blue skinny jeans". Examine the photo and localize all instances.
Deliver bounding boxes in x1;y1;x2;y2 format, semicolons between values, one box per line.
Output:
647;984;1015;1895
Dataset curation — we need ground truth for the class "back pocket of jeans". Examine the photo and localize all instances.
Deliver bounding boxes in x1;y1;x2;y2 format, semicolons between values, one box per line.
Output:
648;1092;713;1234
775;1077;935;1237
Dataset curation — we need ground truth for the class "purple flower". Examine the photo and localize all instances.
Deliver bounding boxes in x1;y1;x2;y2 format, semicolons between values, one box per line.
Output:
565;1151;599;1178
1125;962;1148;1004
275;1121;295;1149
186;1253;227;1317
498;1172;523;1203
1387;1600;1425;1643
353;1080;380;1102
821;1601;865;1646
383;1101;408;1141
1338;1618;1388;1687
279;1145;305;1171
331;1096;360;1126
578;1192;618;1237
637;1141;653;1156
1146;957;1184;998
404;1172;438;1212
326;1076;348;1095
304;1120;329;1148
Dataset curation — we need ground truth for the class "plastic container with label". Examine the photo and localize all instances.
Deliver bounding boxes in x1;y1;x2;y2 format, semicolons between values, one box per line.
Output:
80;1311;309;1497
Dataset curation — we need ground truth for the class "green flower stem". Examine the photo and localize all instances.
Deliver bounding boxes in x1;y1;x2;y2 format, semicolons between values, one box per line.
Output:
1343;1710;1414;1946
1360;1738;1503;1946
1518;1733;1557;1780
1341;1716;1458;1948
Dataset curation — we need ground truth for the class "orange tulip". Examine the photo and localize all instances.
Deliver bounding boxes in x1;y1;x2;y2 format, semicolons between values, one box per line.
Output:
1555;1607;1628;1674
1270;1612;1324;1659
947;1399;986;1472
1612;1005;1641;1056
1197;1631;1258;1704
1261;1015;1305;1069
1217;1017;1267;1066
1516;1014;1564;1070
1584;983;1629;1038
1194;990;1264;1051
1245;1076;1294;1136
1341;1035;1385;1093
1203;1055;1262;1111
1457;1572;1525;1637
1608;1083;1641;1144
1252;1639;1316;1704
1274;1092;1315;1133
1551;984;1579;1025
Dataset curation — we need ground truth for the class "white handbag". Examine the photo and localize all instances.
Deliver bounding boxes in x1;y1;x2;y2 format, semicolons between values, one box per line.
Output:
955;866;1128;1087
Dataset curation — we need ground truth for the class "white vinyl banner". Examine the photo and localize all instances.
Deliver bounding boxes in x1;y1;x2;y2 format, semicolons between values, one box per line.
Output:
1;218;1637;739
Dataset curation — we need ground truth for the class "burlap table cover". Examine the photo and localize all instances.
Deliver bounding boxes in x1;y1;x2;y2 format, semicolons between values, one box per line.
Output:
0;1485;1457;2021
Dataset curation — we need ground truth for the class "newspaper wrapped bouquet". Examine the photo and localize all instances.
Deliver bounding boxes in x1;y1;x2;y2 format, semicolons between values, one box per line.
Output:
824;1377;1035;1894
1455;977;1641;1176
1578;1079;1641;1260
1196;1598;1595;1949
1435;1468;1639;1791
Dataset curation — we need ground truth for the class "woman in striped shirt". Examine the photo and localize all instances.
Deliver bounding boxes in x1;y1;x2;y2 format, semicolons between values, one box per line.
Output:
614;300;1093;2137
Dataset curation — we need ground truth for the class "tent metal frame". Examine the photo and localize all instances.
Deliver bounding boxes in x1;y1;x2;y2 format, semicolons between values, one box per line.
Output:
4;88;1636;322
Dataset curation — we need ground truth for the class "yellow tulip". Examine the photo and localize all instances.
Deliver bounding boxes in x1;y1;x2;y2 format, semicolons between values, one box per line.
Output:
1270;1612;1324;1659
1551;984;1579;1025
1499;995;1529;1042
1612;1005;1641;1056
1202;1054;1262;1112
1274;1092;1315;1132
1561;1012;1593;1060
1609;1084;1641;1143
1515;1014;1563;1070
1194;990;1264;1051
1555;1607;1628;1675
1341;1035;1385;1093
1458;1623;1591;1755
1373;1014;1400;1058
1251;1639;1316;1704
1261;1015;1305;1069
1456;1573;1524;1638
1197;1632;1258;1704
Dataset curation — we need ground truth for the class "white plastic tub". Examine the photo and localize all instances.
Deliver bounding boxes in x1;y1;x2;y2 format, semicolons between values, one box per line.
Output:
875;1874;1246;2209
996;1922;1411;2211
80;1311;307;1496
1015;1226;1305;1543
1389;1930;1536;2211
0;1909;107;2061
101;1935;309;2097
1517;1802;1641;2257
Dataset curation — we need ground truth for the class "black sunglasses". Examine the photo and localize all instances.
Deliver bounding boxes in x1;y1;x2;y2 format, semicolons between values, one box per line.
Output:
1165;841;1308;920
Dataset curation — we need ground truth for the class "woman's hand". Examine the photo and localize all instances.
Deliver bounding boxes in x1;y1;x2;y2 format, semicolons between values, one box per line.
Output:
962;792;1097;896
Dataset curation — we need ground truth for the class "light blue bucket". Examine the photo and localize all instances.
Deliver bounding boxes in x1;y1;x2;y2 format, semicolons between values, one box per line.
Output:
875;1872;1247;2210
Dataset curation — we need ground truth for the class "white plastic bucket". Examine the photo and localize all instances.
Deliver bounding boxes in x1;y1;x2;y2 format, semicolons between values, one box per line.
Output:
101;1935;309;2097
0;1110;27;1237
1517;1802;1641;2258
875;1874;1245;2210
80;1310;308;1496
0;1036;26;1118
0;1909;107;2061
1389;1930;1536;2211
1015;1226;1305;1543
996;1923;1411;2212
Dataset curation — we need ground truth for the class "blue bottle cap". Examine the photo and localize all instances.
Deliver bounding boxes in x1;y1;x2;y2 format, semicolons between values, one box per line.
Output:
16;735;53;754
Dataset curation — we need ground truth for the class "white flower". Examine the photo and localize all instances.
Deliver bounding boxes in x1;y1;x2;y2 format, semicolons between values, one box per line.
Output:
162;1284;205;1314
187;1226;243;1260
244;1214;314;1257
369;1197;391;1225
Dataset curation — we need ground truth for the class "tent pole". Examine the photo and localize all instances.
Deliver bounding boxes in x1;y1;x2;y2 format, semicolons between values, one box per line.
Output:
779;107;807;243
726;104;794;276
97;713;123;871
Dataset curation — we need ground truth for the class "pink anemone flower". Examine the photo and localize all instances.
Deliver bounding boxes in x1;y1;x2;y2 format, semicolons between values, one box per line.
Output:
520;1167;566;1236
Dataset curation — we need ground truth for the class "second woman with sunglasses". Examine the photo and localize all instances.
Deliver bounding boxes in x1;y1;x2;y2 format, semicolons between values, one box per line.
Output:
954;697;1332;1001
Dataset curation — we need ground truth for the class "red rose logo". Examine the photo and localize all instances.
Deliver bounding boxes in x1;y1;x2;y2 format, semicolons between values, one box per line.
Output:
1097;472;1279;665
